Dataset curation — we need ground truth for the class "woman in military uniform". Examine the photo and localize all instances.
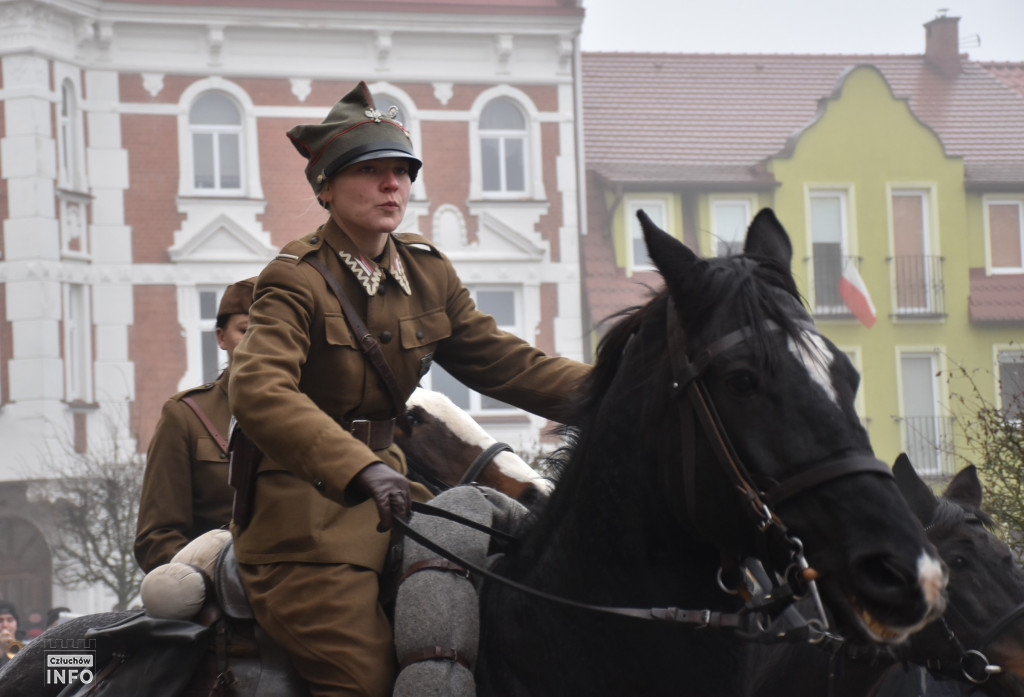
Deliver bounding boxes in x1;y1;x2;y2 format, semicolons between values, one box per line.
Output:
228;81;590;697
134;278;255;573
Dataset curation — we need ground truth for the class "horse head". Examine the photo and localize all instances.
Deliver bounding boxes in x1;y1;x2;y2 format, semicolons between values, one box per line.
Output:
397;388;552;508
895;453;1024;688
624;208;947;644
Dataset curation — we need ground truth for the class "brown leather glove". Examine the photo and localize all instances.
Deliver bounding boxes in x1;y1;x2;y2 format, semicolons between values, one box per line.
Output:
350;462;411;532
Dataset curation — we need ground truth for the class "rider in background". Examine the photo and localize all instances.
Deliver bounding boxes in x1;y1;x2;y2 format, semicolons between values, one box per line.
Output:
0;601;23;667
134;278;255;572
228;80;590;697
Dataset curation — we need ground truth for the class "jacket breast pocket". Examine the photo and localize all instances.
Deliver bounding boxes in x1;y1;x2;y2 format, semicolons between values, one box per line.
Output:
324;313;358;349
195;437;227;463
399;308;451;349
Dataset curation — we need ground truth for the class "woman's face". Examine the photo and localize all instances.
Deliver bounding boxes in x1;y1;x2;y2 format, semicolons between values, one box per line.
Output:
320;157;412;242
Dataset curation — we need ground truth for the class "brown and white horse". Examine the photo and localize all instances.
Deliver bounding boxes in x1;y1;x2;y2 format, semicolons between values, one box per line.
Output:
398;387;553;508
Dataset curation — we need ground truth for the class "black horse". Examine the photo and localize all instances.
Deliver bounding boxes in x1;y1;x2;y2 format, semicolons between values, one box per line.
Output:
3;209;947;697
751;455;1024;697
472;210;947;696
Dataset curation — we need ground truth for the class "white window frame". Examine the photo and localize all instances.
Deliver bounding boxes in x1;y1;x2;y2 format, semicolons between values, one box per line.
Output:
994;345;1024;420
177;79;263;199
710;196;755;257
895;348;949;476
985;197;1024;275
425;285;523;416
807;188;853;315
56;77;87;192
468;86;545;201
198;285;227;384
624;196;671;274
64;283;93;403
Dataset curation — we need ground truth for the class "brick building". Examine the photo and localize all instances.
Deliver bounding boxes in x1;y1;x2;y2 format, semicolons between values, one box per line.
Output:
0;0;585;621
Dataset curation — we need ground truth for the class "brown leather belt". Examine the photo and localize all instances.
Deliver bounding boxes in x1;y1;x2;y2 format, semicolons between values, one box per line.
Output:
348;418;395;451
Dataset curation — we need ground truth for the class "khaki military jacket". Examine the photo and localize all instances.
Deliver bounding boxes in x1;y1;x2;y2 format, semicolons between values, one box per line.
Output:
229;218;589;570
135;370;234;572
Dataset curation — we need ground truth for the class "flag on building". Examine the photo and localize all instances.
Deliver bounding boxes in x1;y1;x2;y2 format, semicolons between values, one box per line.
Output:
839;260;877;328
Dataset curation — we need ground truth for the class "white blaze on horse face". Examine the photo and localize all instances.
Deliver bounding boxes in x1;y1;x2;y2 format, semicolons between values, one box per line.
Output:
787;331;838;406
917;551;948;612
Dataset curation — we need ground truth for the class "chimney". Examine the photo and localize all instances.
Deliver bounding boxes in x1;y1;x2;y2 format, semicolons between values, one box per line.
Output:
924;13;962;78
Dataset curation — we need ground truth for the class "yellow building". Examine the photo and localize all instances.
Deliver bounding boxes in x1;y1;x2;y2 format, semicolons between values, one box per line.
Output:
582;15;1024;478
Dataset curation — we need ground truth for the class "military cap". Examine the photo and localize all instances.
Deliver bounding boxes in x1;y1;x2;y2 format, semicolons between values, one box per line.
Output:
287;81;422;203
0;601;18;623
216;277;256;324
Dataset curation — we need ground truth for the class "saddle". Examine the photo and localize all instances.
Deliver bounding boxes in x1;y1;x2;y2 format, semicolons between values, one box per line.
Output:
58;533;308;697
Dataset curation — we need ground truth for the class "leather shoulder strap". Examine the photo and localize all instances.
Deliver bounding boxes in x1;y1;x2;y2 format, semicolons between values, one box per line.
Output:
181;396;229;455
303;254;411;433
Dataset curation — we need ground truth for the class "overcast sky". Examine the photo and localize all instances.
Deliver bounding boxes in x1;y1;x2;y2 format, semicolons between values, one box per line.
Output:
579;0;1024;63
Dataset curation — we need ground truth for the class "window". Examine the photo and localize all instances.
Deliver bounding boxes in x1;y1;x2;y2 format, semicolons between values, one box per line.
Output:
988;200;1024;273
712;199;751;257
892;190;942;315
198;287;224;383
809;191;848;314
997;349;1024;420
898;352;952;476
57;79;85;191
479;99;526;194
64;284;92;402
189;92;242;192
428;288;519;414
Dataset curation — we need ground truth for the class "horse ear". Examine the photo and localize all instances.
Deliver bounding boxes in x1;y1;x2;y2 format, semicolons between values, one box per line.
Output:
942;465;983;508
639;209;698;269
892;453;939;525
743;209;793;268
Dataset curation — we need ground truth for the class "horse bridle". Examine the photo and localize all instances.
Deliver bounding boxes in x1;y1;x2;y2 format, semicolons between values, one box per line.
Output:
663;300;892;591
394;301;897;640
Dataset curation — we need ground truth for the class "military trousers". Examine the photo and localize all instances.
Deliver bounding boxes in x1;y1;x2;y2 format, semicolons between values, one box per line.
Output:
238;560;396;697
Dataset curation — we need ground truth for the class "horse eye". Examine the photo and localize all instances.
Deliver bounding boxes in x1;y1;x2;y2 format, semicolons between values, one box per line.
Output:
723;370;759;395
949;556;968;570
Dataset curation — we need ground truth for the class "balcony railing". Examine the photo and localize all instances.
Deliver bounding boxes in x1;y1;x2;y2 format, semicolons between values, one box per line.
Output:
889;255;945;317
896;415;956;477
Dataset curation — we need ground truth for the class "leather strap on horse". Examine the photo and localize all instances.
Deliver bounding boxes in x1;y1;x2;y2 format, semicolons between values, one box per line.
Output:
456;442;514;486
303;253;412;435
182;396;229;456
400;558;469;586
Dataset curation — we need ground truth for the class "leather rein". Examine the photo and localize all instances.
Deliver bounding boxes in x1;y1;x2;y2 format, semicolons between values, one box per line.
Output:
395;300;894;640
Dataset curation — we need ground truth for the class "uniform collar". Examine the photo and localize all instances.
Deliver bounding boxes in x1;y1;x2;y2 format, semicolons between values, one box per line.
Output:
323;219;412;297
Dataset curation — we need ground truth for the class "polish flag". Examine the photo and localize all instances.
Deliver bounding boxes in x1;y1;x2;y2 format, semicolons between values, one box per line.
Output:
839;261;877;328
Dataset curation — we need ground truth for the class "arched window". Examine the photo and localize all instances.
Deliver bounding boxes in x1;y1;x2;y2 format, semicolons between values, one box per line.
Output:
189;92;242;192
479;98;526;193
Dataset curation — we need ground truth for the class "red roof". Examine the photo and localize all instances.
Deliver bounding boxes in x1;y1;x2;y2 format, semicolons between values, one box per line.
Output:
582;52;1024;186
969;268;1024;323
982;62;1024;97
